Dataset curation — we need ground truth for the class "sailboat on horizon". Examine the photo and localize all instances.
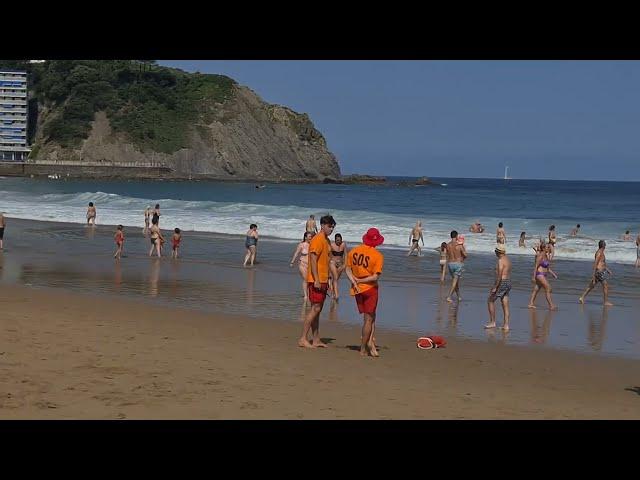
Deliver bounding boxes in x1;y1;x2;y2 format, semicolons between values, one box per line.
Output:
504;165;512;180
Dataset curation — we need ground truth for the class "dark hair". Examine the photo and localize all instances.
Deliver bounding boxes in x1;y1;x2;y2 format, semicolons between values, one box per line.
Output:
117;224;123;230
450;230;458;238
250;224;257;229
303;232;312;241
335;233;342;240
440;242;447;251
498;222;503;228
520;231;525;237
599;240;606;249
310;214;315;219
155;204;160;209
152;216;159;225
577;224;581;228
549;225;555;231
89;202;94;207
320;215;336;226
174;228;181;234
625;230;630;234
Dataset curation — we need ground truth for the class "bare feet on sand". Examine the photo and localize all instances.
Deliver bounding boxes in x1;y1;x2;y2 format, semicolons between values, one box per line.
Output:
578;297;584;304
484;323;496;329
312;340;328;348
501;325;510;332
604;302;614;306
549;305;558;311
527;304;537;309
298;339;314;348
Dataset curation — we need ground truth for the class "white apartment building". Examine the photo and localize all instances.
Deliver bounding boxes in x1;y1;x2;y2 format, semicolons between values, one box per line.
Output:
0;70;30;161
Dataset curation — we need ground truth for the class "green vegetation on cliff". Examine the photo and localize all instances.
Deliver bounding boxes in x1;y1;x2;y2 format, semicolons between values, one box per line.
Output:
0;60;236;153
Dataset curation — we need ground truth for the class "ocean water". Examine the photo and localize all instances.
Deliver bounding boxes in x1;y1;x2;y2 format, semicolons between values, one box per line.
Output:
1;176;639;264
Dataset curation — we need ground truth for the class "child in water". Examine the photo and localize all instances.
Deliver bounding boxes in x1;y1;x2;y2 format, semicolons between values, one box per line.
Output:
113;225;124;259
519;232;526;248
172;228;182;258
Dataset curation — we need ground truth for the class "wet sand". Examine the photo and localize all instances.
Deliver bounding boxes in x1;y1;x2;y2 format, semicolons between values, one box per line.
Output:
1;284;639;419
2;217;640;359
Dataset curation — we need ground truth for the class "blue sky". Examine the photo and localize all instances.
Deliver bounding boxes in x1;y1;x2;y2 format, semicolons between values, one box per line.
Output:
161;61;640;181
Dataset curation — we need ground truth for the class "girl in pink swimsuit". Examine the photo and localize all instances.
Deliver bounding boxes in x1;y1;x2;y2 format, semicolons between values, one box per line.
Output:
290;232;313;301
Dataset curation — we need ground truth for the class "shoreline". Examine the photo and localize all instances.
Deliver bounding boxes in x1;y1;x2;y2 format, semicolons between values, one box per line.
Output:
1;283;638;419
1;216;639;360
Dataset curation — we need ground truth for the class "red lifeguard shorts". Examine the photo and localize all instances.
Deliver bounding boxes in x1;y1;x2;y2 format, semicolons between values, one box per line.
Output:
355;286;379;314
308;282;329;304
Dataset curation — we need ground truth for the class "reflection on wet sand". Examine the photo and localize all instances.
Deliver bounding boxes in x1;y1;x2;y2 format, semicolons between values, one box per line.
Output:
149;259;160;297
529;309;553;345
588;307;608;351
114;260;122;290
245;268;255;306
447;301;459;329
328;299;339;322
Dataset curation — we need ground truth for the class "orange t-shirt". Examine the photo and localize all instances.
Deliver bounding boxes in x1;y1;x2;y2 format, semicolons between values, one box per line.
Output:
306;231;331;283
346;244;384;295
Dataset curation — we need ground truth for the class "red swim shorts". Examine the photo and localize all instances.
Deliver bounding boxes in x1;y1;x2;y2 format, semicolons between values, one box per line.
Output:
355;286;379;314
308;282;329;304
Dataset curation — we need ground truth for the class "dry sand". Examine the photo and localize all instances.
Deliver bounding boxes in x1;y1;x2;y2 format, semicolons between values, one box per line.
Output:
0;284;639;419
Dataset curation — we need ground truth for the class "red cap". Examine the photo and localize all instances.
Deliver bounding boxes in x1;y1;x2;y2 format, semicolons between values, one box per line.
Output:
362;228;384;247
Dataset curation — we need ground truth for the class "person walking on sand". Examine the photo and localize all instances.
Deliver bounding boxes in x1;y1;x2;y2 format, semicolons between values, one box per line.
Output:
446;231;467;303
436;242;447;283
171;228;182;259
528;240;558;310
86;202;97;226
298;215;336;348
548;225;557;259
290;232;313;300
113;225;125;260
569;224;580;237
243;224;258;267
0;211;6;250
305;215;318;234
496;222;506;245
579;240;614;306
329;233;347;300
144;206;152;235
345;227;385;357
407;221;424;256
485;245;512;331
148;216;164;257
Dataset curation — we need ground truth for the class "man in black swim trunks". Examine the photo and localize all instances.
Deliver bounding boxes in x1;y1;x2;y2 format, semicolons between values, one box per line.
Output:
407;221;424;256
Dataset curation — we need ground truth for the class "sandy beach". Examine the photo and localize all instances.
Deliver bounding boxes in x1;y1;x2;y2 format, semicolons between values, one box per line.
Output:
1;284;639;419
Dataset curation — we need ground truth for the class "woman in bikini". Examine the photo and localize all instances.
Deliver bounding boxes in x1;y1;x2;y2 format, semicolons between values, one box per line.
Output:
547;225;557;260
148;216;164;257
329;233;347;300
290;232;313;300
528;240;558;310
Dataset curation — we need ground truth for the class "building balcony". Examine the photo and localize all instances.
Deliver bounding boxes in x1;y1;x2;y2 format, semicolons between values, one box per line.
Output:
0;75;27;81
0;91;27;98
0;110;27;115
0;99;27;106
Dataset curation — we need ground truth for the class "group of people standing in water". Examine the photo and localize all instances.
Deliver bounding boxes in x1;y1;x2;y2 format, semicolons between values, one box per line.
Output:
83;202;182;260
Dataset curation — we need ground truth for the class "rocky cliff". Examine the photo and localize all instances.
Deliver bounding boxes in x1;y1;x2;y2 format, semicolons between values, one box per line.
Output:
4;60;341;181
